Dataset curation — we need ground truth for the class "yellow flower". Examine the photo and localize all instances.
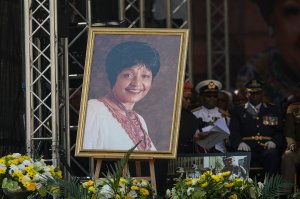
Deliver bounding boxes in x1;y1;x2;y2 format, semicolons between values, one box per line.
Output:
211;175;223;182
115;194;121;199
201;182;209;188
119;177;127;184
221;171;231;177
18;155;30;162
201;170;213;179
229;193;238;199
125;196;134;199
55;170;63;179
12;170;23;178
86;180;94;187
8;159;19;165
132;179;138;184
225;183;234;188
24;181;36;191
185;179;193;186
88;186;95;193
47;165;55;176
131;185;139;191
234;178;244;186
0;158;5;164
140;188;150;196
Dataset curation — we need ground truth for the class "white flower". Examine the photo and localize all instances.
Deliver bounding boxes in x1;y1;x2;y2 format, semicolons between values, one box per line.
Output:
246;178;253;183
9;164;20;175
119;187;126;194
12;153;21;158
0;163;7;171
128;190;137;198
229;173;239;180
258;182;264;191
141;179;149;186
18;164;25;171
22;174;31;183
34;161;45;170
22;159;33;166
100;184;114;198
34;173;49;181
192;178;198;185
44;166;50;172
166;189;171;197
43;171;53;178
187;187;194;196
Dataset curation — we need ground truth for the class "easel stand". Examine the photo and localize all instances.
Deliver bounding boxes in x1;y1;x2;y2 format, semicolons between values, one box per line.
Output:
93;157;157;191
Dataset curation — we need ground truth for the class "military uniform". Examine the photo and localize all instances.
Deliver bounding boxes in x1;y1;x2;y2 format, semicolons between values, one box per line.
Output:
281;102;300;182
229;79;285;174
193;106;229;152
193;79;230;153
229;102;284;173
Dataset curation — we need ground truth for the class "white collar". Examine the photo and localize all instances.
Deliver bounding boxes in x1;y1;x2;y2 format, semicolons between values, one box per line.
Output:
201;106;218;112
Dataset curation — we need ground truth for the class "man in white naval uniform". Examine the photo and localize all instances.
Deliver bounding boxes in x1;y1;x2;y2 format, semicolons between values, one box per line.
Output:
192;79;230;153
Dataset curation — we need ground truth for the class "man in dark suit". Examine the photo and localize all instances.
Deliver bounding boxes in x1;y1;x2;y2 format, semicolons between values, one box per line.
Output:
229;79;285;174
281;82;300;183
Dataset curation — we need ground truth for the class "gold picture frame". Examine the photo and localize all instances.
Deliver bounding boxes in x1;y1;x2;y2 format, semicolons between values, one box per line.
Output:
75;28;189;159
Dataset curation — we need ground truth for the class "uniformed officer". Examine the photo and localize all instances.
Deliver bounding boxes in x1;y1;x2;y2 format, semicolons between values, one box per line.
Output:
229;79;285;174
281;82;300;183
192;79;230;153
220;156;247;178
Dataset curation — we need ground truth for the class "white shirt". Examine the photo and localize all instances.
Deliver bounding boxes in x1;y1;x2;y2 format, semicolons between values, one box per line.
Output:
193;106;228;153
82;99;157;151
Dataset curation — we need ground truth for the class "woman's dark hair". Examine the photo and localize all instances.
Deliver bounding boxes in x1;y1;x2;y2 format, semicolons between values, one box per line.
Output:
105;41;160;87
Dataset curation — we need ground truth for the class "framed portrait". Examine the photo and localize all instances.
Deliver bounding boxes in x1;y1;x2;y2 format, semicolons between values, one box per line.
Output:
167;152;251;178
75;28;189;159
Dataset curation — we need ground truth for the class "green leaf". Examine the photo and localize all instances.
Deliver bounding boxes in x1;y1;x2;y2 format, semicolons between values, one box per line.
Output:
1;178;21;191
37;186;47;197
102;141;141;194
260;173;293;198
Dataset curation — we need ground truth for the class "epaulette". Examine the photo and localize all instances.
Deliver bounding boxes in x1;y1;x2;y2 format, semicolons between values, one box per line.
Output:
191;106;201;113
286;102;300;114
218;108;230;117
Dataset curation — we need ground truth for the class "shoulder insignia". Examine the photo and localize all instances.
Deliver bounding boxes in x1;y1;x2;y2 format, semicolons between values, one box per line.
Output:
191;107;201;113
287;103;300;114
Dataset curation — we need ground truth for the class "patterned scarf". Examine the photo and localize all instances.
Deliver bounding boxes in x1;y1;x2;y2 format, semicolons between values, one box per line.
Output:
100;93;152;150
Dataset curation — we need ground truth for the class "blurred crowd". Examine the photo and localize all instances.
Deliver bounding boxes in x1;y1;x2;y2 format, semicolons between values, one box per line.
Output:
177;78;300;187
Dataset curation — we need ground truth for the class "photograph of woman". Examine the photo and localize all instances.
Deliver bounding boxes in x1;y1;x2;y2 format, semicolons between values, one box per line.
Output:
83;41;160;151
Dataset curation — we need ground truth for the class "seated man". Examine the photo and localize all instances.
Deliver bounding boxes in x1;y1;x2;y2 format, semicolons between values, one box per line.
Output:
229;79;285;174
281;83;300;183
192;79;230;153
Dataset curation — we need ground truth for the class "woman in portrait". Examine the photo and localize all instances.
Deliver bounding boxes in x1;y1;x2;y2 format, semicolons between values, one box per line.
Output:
83;41;160;151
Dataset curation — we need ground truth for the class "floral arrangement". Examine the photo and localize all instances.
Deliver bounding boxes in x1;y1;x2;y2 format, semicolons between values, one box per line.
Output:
81;177;155;199
166;169;294;199
45;141;156;199
0;153;62;197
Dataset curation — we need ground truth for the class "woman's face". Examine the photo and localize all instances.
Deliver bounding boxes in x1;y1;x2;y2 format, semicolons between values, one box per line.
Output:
113;64;153;108
272;0;300;72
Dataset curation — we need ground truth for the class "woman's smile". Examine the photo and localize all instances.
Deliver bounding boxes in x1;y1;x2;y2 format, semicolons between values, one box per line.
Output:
112;64;153;110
